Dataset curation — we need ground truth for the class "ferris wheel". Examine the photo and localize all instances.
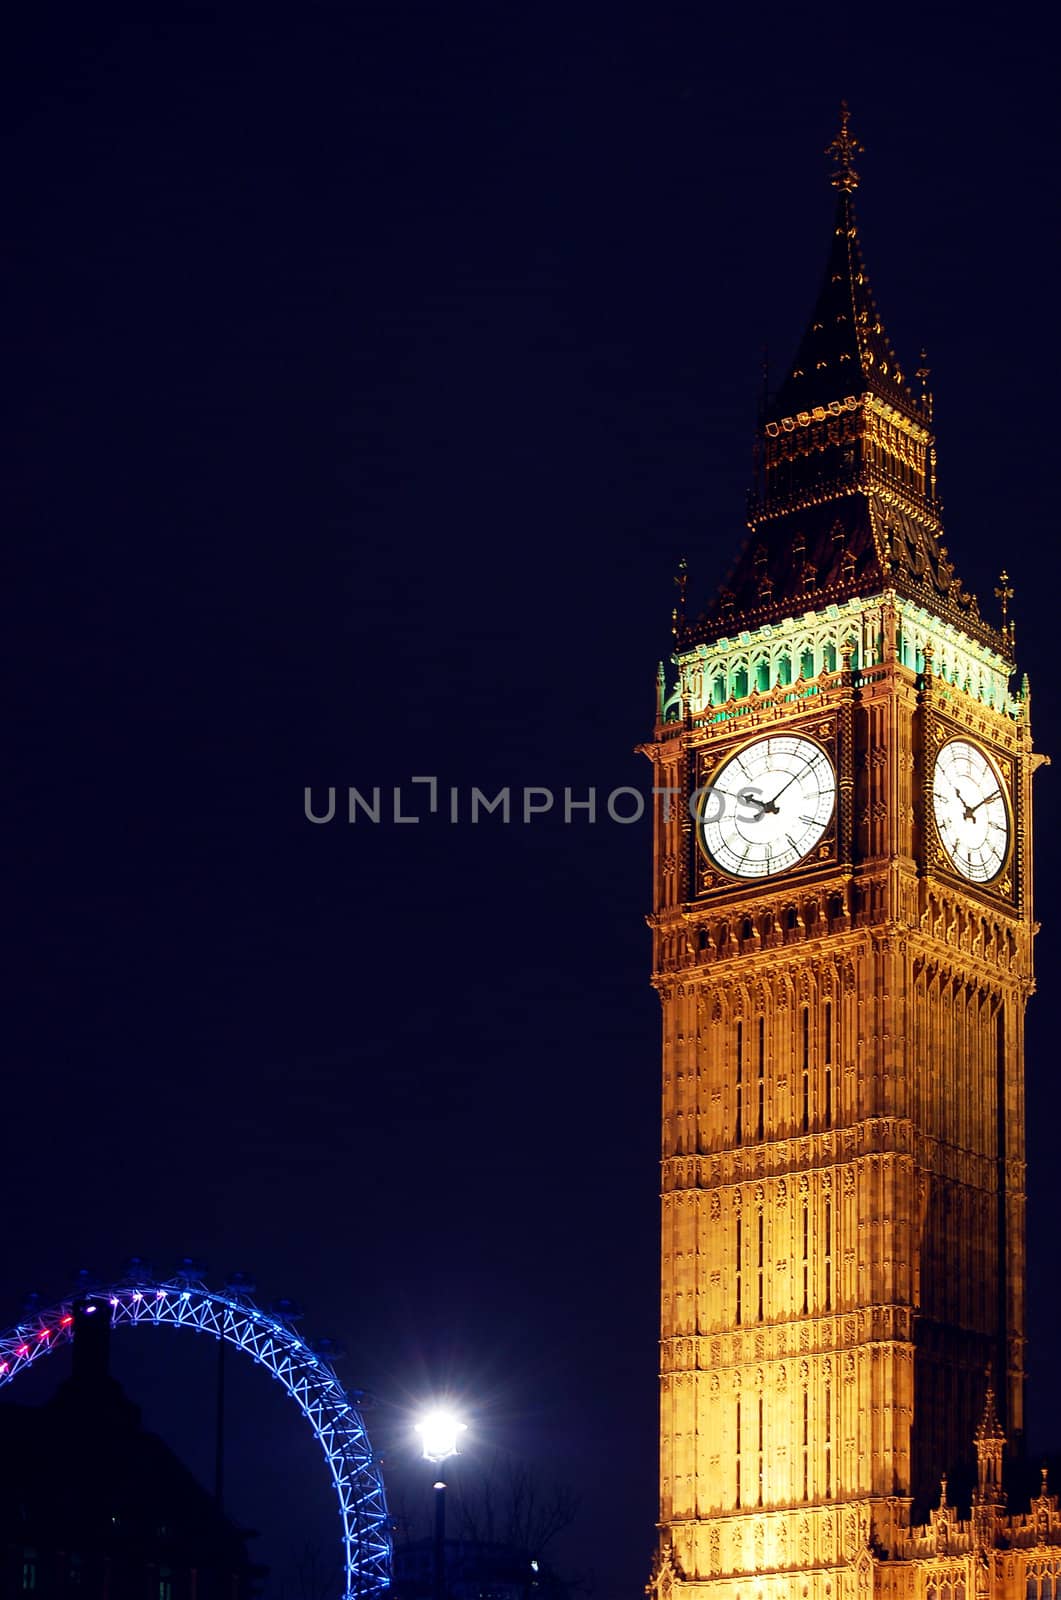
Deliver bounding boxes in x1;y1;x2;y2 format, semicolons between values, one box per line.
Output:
0;1261;392;1600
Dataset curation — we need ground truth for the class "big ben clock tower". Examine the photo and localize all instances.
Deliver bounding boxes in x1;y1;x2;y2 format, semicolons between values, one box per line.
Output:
646;110;1051;1600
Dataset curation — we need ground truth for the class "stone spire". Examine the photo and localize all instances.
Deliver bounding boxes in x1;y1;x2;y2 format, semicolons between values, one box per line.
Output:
678;109;1008;659
974;1371;1007;1503
771;105;925;428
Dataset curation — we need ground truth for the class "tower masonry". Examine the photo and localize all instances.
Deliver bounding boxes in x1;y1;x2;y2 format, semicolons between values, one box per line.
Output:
644;108;1051;1600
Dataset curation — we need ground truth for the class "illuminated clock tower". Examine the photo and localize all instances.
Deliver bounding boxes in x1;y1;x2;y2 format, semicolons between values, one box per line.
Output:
646;110;1051;1600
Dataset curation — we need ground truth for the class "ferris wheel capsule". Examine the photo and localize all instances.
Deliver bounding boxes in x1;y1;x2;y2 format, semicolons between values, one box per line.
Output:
224;1271;257;1300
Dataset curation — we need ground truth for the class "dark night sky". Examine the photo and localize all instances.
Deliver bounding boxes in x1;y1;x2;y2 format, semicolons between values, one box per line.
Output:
5;8;1060;1597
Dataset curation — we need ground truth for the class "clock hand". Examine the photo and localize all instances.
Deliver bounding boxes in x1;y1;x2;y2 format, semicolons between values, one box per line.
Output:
954;785;976;822
758;756;817;816
968;788;1001;816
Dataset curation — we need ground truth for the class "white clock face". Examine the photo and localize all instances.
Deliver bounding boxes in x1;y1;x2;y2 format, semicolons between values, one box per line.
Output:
932;739;1010;883
698;734;836;879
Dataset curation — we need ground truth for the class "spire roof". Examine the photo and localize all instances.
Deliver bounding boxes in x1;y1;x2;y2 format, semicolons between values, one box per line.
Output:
676;107;1010;660
771;107;925;426
975;1379;1007;1444
769;191;918;421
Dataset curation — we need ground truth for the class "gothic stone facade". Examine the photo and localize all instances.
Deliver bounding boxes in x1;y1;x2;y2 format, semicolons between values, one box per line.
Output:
645;112;1051;1600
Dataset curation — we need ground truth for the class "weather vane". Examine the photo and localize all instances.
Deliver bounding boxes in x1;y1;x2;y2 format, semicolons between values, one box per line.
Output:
995;569;1014;635
825;101;864;192
916;349;934;419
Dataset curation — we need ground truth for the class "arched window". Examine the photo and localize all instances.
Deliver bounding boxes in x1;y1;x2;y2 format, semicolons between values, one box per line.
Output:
732;665;749;699
801;1389;809;1499
777;653;792;687
801;1200;809;1314
713;672;727;705
801;1007;810;1132
755;657;770;693
800;647;815;680
823;642;837;672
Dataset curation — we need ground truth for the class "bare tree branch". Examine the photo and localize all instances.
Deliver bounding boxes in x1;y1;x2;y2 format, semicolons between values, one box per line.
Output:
451;1455;580;1555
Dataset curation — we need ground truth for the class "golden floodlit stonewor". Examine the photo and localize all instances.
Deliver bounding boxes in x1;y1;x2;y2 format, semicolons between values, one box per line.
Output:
644;106;1052;1600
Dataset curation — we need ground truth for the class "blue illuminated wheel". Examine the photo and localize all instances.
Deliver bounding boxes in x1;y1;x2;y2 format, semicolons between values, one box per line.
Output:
0;1274;391;1600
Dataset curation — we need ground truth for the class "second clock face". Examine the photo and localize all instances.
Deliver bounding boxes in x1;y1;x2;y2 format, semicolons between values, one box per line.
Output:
932;739;1010;883
699;734;837;878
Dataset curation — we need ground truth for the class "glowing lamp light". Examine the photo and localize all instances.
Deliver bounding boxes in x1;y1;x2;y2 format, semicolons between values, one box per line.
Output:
415;1408;467;1464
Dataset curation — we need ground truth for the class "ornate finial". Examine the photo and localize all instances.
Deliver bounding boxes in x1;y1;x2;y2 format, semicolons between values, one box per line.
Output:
1041;1464;1050;1497
939;1472;949;1508
976;1364;1007;1443
826;101;864;192
672;555;688;637
915;349;935;421
995;570;1014;627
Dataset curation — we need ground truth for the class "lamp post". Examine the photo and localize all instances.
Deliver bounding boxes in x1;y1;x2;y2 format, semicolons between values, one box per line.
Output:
415;1410;466;1600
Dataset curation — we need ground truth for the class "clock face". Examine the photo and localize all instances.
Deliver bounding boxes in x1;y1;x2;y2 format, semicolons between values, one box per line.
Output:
932;739;1010;883
698;734;837;879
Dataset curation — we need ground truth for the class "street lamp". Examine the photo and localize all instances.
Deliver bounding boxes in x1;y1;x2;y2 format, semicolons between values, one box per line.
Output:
415;1409;466;1600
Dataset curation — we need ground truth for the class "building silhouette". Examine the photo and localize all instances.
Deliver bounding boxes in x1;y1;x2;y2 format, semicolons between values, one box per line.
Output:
0;1299;262;1598
645;107;1054;1600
